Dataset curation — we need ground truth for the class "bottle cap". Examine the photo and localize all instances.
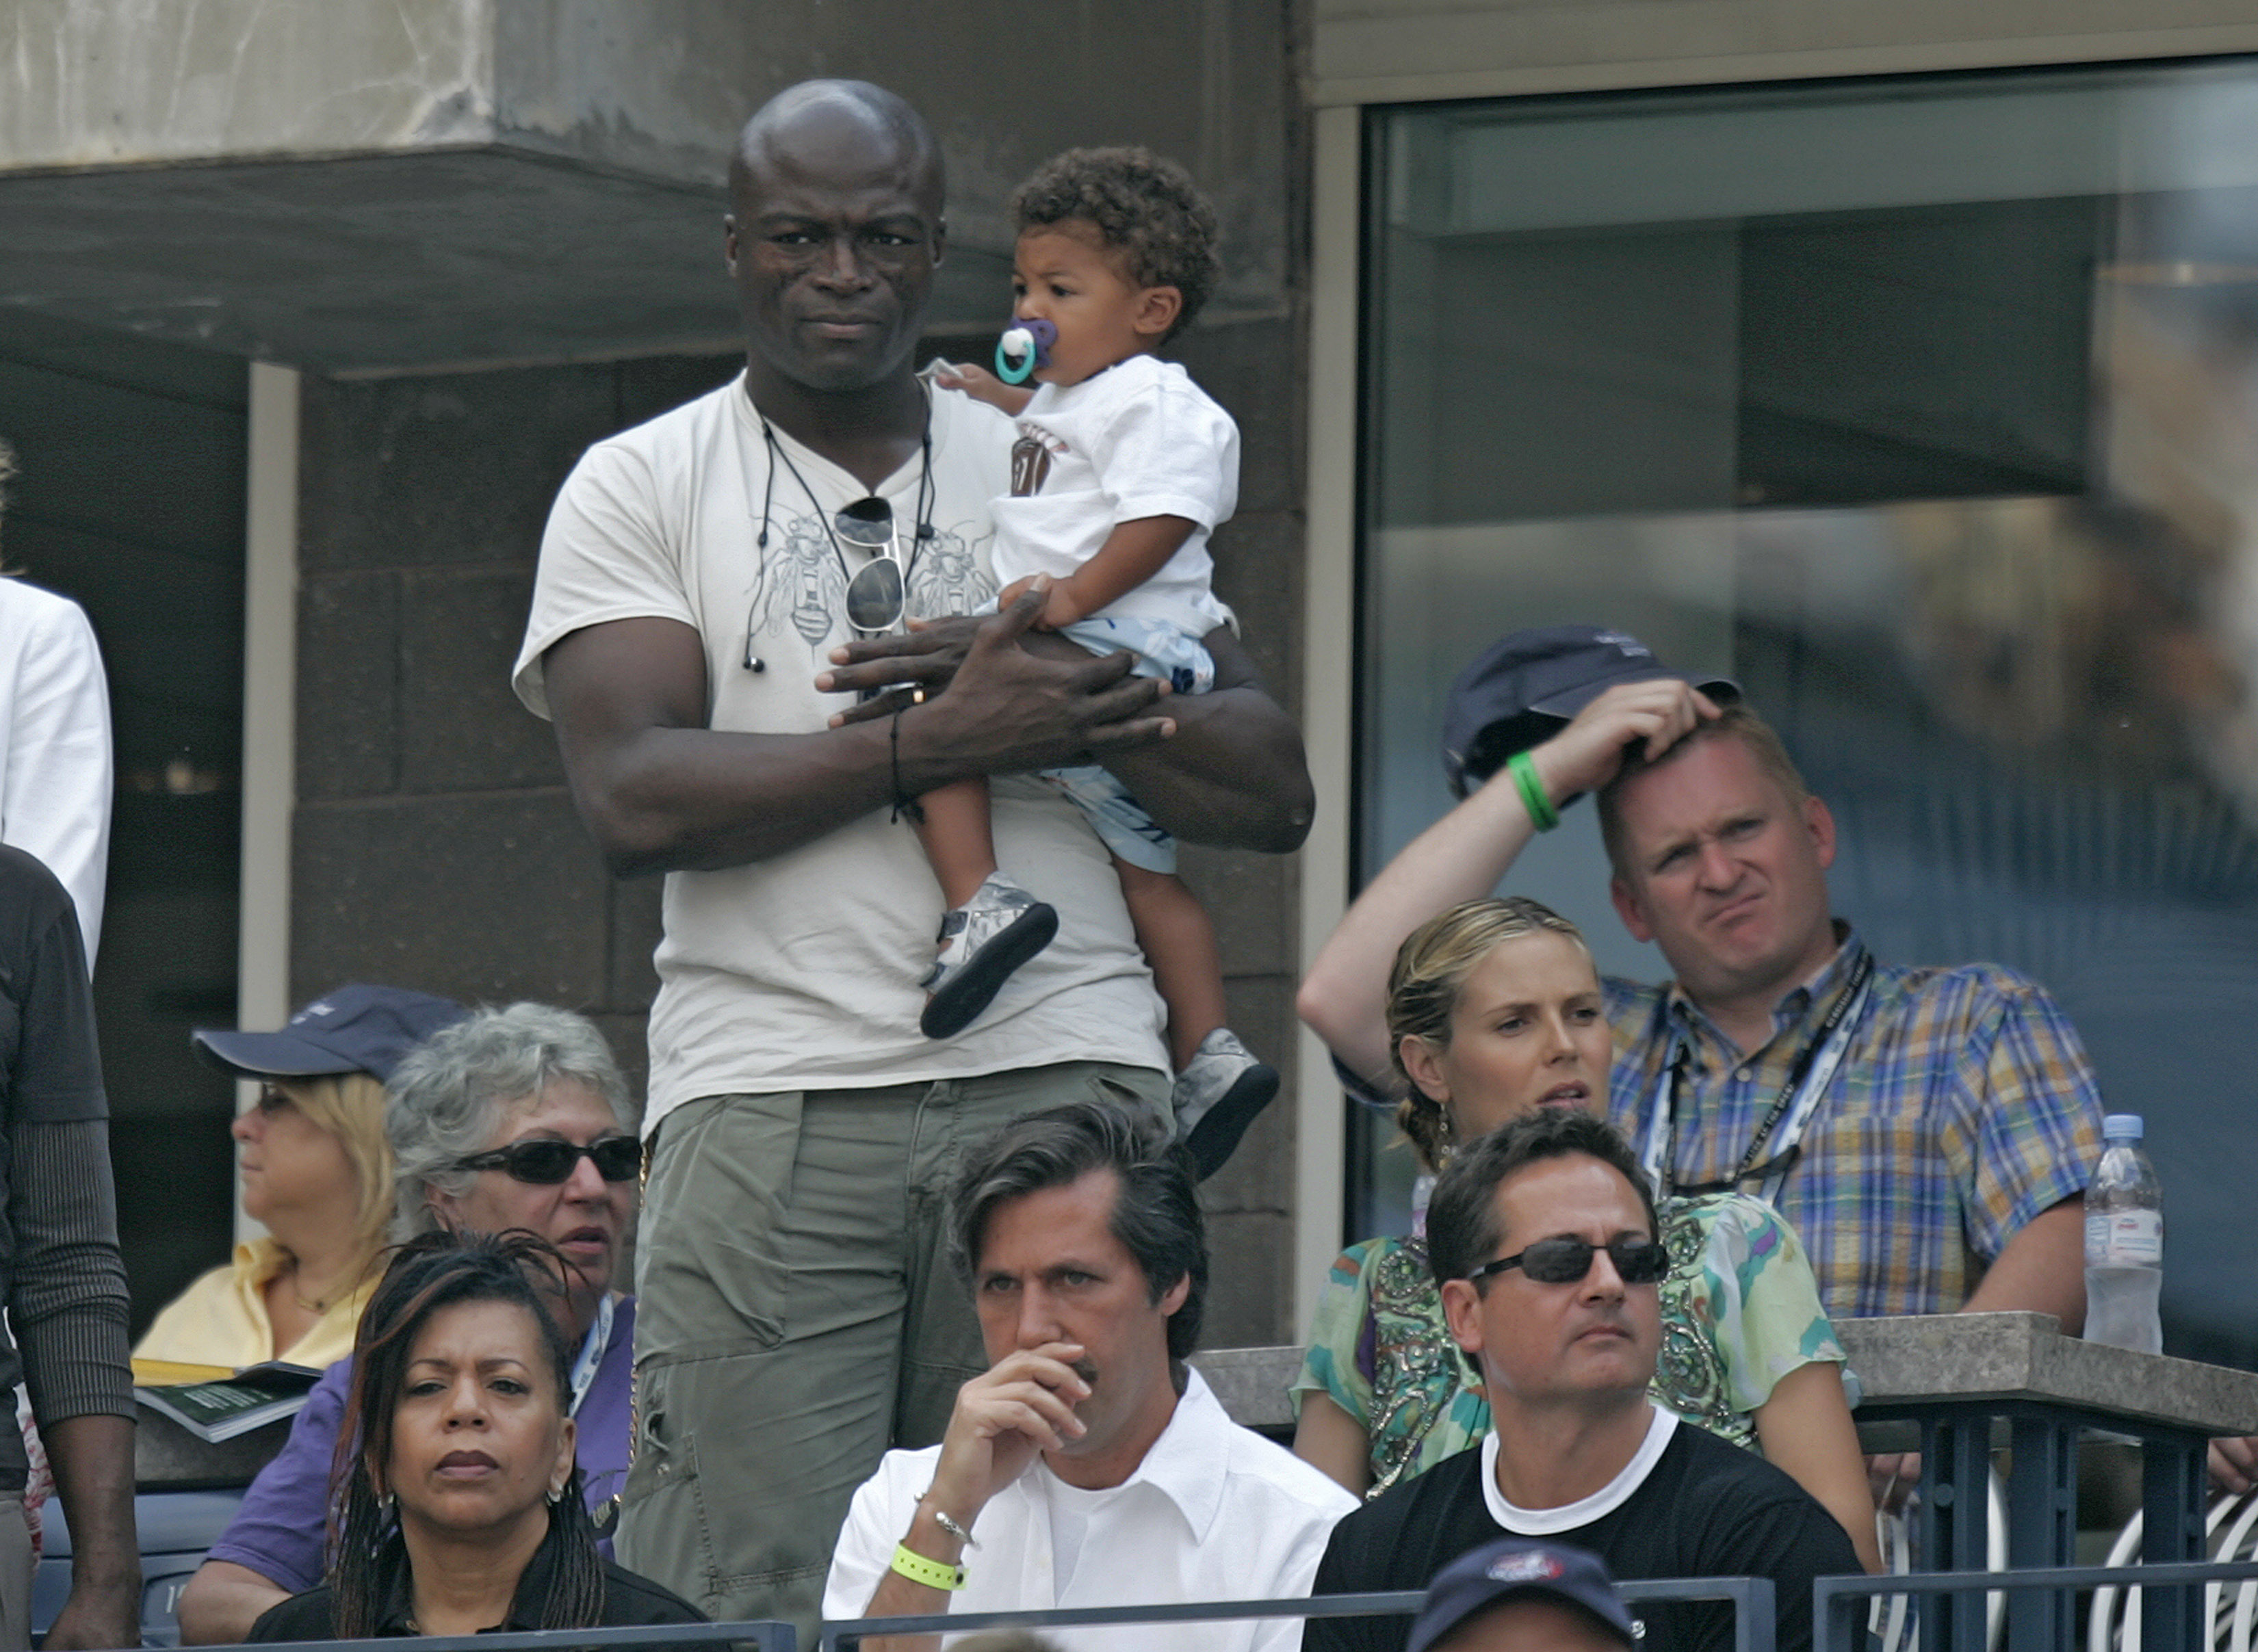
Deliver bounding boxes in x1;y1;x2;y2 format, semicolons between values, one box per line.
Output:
2103;1112;2144;1140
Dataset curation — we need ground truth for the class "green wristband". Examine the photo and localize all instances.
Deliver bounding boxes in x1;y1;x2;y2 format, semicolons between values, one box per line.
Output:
892;1543;965;1591
1508;750;1560;832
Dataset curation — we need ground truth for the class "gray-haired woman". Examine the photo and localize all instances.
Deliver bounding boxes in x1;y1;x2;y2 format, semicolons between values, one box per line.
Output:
175;1004;645;1646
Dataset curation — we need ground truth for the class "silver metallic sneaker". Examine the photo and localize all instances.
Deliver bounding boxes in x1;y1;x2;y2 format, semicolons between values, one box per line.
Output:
1171;1027;1280;1181
920;873;1059;1039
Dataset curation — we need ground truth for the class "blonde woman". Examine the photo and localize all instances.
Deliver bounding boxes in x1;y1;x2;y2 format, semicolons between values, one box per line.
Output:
135;985;464;1372
1292;898;1881;1573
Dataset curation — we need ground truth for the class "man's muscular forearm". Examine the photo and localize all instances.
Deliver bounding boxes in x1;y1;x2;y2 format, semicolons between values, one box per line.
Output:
546;588;1172;876
824;616;1313;854
1099;625;1312;853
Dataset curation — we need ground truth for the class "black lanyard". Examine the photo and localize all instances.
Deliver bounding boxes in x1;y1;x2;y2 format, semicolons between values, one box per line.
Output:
758;405;934;594
1648;948;1874;1198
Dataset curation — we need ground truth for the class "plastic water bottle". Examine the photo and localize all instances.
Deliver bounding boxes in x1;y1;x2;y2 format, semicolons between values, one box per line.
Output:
2084;1112;2163;1354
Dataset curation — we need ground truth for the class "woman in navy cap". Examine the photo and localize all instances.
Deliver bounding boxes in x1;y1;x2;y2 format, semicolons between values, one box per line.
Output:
134;984;465;1374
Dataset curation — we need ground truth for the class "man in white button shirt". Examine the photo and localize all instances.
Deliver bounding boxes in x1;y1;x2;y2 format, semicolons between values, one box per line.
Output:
823;1100;1355;1649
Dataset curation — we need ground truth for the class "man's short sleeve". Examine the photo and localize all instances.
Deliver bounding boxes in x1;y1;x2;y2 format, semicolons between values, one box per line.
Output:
203;1361;352;1593
1682;1195;1846;1420
1957;975;2104;1262
1291;1242;1384;1426
513;438;699;720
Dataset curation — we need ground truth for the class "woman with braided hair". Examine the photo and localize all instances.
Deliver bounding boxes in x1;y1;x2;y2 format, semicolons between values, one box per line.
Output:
1291;897;1882;1574
246;1231;702;1640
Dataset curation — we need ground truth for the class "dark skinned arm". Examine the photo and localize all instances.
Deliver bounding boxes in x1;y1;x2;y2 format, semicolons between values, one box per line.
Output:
822;613;1313;854
543;581;1175;877
1009;516;1200;630
41;1414;139;1651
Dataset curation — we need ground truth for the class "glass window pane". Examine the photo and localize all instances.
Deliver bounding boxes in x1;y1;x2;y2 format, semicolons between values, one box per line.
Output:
1355;61;2258;1365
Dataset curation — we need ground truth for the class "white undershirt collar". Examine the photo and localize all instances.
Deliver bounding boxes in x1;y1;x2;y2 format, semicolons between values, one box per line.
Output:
1480;1405;1678;1533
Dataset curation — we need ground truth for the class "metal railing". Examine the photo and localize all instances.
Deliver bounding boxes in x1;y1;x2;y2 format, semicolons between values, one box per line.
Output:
820;1574;1777;1652
200;1623;794;1652
174;1573;1785;1652
1818;1560;2258;1652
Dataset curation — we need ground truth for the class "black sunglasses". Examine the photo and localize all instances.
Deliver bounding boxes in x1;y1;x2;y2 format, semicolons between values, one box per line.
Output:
452;1136;642;1185
1467;1235;1670;1287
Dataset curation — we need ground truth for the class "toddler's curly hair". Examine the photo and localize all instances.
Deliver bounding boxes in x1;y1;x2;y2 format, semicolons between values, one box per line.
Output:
1010;146;1221;342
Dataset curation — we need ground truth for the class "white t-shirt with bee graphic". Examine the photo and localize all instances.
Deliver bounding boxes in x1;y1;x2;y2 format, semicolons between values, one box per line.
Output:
515;373;1165;1133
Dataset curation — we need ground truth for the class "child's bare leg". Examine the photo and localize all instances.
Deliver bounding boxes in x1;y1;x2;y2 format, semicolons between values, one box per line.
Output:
1114;858;1228;1072
913;778;1000;908
914;779;1057;1042
1117;854;1278;1180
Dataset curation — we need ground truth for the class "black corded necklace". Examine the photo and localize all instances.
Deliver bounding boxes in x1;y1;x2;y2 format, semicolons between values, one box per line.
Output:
751;393;935;582
743;390;934;672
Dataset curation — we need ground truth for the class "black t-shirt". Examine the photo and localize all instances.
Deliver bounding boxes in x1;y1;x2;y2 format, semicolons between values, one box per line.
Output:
248;1551;706;1639
1308;1417;1860;1652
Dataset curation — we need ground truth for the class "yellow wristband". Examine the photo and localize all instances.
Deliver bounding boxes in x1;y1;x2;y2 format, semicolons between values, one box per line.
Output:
891;1543;965;1592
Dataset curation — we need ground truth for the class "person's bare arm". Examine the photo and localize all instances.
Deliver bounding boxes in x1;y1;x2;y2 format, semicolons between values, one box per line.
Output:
545;583;1172;877
1752;1363;1882;1573
1034;516;1197;630
1297;678;1721;1084
1866;1203;2086;1508
1099;622;1312;853
177;1560;290;1645
931;362;1035;417
2211;1437;2258;1495
1963;1198;2086;1332
40;1414;138;1651
1291;1391;1373;1499
824;613;1313;854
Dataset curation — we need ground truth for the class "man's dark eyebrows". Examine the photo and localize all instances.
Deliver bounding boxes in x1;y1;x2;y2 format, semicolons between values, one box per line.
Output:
749;205;930;237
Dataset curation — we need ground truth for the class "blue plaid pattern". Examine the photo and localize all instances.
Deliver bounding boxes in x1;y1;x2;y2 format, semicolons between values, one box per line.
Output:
1602;930;2104;1320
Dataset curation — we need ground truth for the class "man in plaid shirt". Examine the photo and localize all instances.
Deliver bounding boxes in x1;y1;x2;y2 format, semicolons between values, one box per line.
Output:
1300;629;2102;1329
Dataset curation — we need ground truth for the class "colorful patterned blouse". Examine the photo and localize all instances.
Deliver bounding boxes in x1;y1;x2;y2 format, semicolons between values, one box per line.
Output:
1290;1192;1846;1497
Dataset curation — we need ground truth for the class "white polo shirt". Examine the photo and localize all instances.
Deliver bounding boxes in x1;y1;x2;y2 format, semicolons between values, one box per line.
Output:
824;1367;1357;1651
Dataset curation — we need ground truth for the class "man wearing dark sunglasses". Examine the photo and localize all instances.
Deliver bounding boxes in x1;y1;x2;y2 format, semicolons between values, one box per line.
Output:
1307;1111;1860;1652
512;78;1313;1641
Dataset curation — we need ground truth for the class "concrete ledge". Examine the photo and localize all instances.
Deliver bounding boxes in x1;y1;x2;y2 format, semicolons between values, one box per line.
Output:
1191;1346;1303;1434
1839;1313;2258;1437
1194;1317;2258;1443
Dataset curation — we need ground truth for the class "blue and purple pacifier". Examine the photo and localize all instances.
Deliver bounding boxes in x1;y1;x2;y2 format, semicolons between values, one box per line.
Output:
994;317;1059;384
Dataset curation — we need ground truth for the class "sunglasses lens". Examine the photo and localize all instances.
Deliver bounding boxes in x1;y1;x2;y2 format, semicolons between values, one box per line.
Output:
1507;1237;1669;1285
845;555;905;632
1518;1239;1596;1284
592;1138;642;1181
1614;1240;1670;1284
504;1141;578;1183
834;497;895;549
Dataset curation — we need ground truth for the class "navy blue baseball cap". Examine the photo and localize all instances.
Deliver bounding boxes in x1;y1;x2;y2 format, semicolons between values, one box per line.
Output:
1407;1540;1637;1652
1441;625;1738;798
192;984;467;1084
